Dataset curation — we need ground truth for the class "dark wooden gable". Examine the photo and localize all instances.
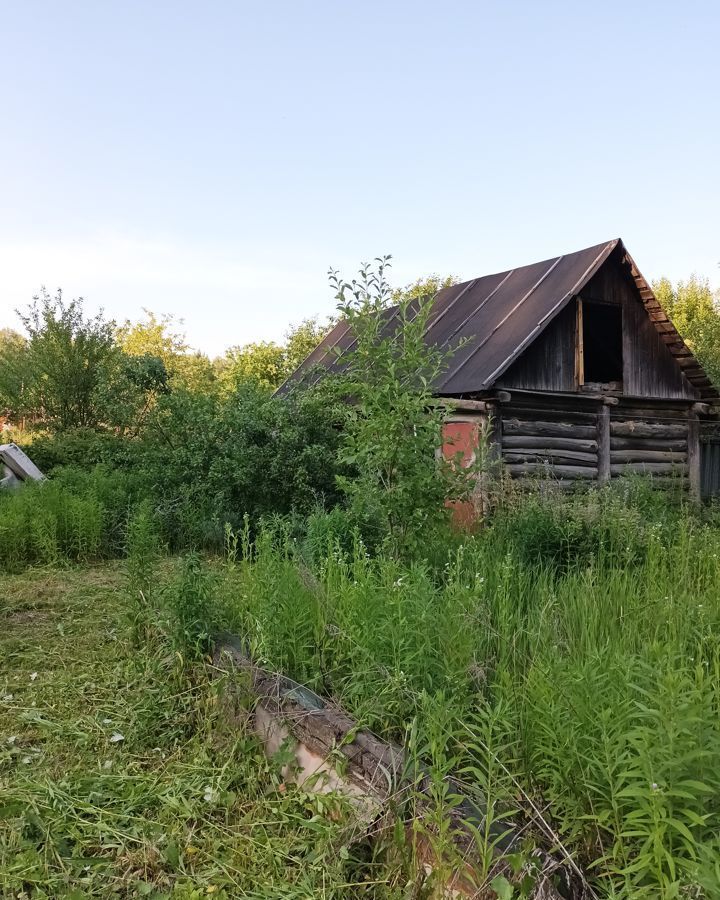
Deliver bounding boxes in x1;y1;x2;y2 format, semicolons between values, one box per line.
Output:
495;302;576;392
496;250;699;400
582;255;698;400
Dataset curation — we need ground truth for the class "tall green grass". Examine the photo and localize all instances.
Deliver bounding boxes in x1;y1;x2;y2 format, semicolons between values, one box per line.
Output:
0;466;146;572
0;479;104;571
215;485;720;898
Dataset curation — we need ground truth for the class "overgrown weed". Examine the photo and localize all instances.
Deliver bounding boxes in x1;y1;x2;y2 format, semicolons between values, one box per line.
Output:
214;484;720;898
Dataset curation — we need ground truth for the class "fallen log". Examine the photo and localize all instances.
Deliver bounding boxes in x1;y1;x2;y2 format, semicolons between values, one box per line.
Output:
211;635;576;898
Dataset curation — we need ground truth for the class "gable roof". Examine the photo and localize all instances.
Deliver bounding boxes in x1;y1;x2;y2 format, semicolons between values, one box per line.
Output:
279;239;718;400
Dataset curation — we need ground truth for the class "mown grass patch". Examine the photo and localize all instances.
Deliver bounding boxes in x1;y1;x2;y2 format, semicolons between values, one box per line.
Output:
0;566;395;899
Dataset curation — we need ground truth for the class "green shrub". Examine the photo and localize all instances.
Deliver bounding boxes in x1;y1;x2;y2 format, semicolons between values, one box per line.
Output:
130;381;345;550
19;428;131;475
489;477;682;573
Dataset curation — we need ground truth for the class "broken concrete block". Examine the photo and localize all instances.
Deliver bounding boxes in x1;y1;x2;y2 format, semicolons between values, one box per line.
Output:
0;443;45;484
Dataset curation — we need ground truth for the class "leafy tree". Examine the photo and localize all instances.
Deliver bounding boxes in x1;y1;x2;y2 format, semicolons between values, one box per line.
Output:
220;341;287;392
3;289;118;431
118;310;216;393
220;318;331;393
169;351;217;394
284;317;331;372
329;258;474;556
653;275;720;386
117;310;188;359
0;329;29;423
94;352;170;431
392;274;458;304
139;380;344;547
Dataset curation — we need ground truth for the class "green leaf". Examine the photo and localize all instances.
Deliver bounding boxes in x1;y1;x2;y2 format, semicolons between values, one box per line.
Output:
490;874;514;900
163;838;180;870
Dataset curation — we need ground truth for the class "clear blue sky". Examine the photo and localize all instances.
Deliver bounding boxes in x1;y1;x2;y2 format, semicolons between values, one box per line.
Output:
1;1;718;356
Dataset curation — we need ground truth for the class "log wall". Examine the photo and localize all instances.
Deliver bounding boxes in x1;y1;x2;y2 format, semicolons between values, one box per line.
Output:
500;401;599;483
495;395;694;490
608;402;690;488
440;392;715;502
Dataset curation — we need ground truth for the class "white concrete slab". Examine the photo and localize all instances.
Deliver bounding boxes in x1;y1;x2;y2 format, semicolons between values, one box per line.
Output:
0;443;45;482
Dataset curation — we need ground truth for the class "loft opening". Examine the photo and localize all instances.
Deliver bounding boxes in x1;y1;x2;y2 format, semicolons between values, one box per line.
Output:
578;299;623;386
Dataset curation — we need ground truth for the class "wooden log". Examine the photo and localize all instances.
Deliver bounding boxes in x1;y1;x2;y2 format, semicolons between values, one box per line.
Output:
506;463;598;480
503;419;598;439
502;436;598;452
610;449;686;463
499;388;601;406
576;299;584;385
692;402;711;415
504;449;597;465
609;421;687;439
581;380;623;393
443;398;490;412
687;412;700;504
610;437;687;452
503;406;599;422
612;407;690;420
610;462;688;476
598;404;610;486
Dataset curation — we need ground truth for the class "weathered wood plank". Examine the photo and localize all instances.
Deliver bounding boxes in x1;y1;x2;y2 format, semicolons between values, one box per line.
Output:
443;398;491;412
502;435;598;452
503;419;598;439
511;478;593;491
610;421;687;439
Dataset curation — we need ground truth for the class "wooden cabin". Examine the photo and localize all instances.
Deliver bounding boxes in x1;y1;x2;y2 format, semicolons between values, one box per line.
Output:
282;239;720;501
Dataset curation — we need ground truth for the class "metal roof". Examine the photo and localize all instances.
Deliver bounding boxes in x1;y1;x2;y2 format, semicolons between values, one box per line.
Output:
279;239;718;400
